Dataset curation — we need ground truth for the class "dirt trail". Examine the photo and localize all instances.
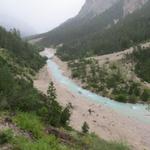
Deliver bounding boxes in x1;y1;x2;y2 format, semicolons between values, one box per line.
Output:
34;47;150;150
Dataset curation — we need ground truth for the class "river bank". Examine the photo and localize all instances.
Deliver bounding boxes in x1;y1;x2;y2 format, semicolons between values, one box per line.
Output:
34;48;150;150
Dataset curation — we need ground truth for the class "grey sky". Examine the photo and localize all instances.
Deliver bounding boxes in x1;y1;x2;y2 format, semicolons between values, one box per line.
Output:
0;0;85;33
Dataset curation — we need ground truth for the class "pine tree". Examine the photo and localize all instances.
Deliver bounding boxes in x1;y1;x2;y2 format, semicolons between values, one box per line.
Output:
82;121;89;134
47;82;62;126
47;82;57;104
60;104;71;126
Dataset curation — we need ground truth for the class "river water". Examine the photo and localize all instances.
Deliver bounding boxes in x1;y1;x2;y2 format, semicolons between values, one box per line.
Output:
45;49;150;125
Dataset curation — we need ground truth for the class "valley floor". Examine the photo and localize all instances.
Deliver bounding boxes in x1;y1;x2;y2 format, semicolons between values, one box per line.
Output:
34;48;150;150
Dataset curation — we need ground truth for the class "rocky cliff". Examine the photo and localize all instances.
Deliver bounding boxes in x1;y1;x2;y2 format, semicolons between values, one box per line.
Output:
78;0;148;19
78;0;118;18
123;0;148;16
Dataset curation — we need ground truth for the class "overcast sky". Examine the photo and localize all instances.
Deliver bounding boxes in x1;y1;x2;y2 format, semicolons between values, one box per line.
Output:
0;0;85;33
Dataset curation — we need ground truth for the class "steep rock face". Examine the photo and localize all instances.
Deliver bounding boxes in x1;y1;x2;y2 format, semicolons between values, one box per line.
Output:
78;0;118;18
78;0;148;19
123;0;148;16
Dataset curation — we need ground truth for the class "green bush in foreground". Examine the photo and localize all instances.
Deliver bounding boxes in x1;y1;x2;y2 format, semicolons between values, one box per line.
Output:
12;136;68;150
115;94;128;103
13;112;44;138
12;112;69;150
141;89;150;102
0;129;13;145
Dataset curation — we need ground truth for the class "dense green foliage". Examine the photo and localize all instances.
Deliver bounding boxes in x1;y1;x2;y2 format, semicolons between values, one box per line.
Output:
0;71;70;127
130;47;150;83
56;1;150;60
82;122;89;134
12;112;68;150
13;136;66;150
0;57;46;111
0;129;13;145
0;26;70;149
0;26;70;128
0;26;46;112
141;89;150;102
14;113;45;138
38;82;71;127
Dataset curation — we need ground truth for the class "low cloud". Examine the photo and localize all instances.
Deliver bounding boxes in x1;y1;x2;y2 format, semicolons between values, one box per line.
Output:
0;0;85;34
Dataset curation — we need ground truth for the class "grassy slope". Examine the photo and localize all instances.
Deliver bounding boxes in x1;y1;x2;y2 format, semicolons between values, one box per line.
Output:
0;112;130;150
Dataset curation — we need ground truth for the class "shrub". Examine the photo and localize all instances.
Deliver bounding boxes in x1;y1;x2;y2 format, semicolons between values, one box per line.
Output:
129;95;137;103
0;129;13;145
82;122;89;134
79;133;130;150
60;105;71;127
45;82;70;127
115;94;128;103
141;89;150;102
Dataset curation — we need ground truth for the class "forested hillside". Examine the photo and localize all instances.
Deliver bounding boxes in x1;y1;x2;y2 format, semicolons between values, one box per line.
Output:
0;25;72;126
0;26;70;147
0;26;130;150
57;0;150;60
0;27;44;72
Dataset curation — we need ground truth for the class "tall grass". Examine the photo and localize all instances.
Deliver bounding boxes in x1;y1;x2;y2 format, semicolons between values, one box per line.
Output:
12;136;68;150
13;112;44;138
12;112;69;150
12;112;130;150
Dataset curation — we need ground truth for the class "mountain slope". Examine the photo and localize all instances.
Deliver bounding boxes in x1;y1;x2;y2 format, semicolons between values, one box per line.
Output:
34;0;123;46
32;0;149;61
57;0;150;60
0;27;44;73
0;26;46;111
